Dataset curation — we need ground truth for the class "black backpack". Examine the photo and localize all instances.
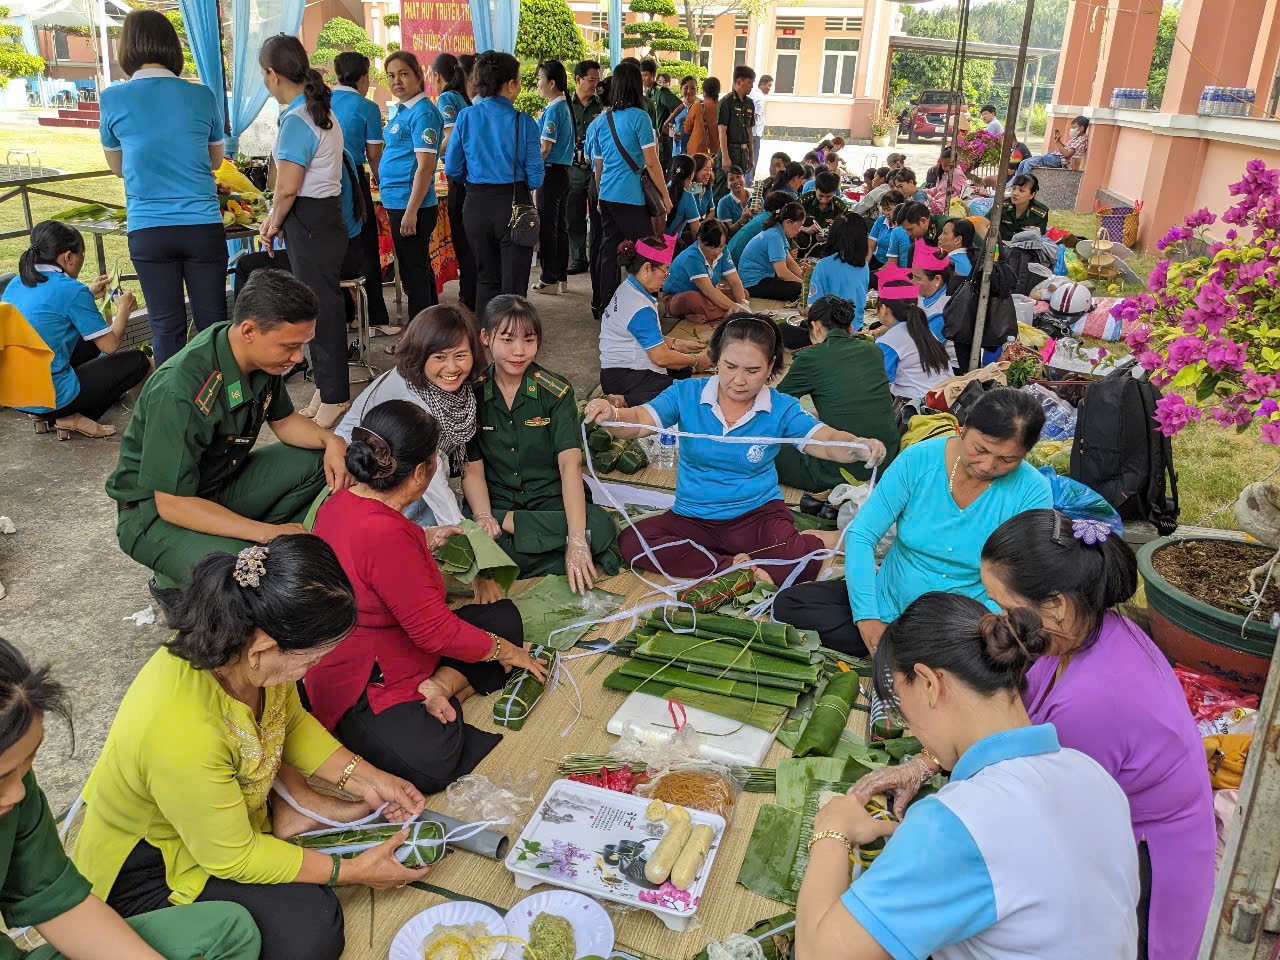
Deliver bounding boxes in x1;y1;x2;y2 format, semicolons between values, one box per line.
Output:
1069;370;1180;535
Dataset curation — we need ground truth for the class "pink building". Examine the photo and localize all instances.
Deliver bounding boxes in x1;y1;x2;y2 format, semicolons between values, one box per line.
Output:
1050;0;1280;248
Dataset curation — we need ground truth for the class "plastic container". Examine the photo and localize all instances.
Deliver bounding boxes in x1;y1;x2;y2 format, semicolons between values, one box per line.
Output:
657;432;677;470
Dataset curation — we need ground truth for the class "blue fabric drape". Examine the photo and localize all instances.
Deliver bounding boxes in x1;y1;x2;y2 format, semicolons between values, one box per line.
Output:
12;14;40;56
468;0;493;54
608;0;621;67
467;0;518;54
226;0;305;153
179;0;227;133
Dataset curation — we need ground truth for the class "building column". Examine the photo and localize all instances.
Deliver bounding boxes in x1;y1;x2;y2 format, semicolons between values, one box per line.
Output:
1089;0;1163;108
1134;135;1209;249
1043;0;1105;149
1163;0;1268;115
1246;0;1280;117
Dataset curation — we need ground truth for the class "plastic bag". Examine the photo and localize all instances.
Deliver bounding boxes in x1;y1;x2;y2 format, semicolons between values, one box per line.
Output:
444;772;538;825
1174;666;1260;727
831;482;873;530
1037;467;1123;534
1022;383;1077;440
636;763;744;821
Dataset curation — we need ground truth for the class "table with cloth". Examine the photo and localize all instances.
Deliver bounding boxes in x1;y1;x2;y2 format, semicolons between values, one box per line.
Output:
372;176;458;297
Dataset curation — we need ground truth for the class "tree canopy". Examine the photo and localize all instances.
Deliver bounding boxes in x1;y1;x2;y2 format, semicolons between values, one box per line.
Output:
1147;6;1179;108
516;0;588;64
0;5;48;88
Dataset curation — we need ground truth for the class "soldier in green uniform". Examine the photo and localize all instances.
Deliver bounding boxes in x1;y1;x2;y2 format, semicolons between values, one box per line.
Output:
641;61;681;171
567;59;603;274
106;269;350;610
715;65;756;203
999;172;1050;243
800;169;852;258
461;295;618;591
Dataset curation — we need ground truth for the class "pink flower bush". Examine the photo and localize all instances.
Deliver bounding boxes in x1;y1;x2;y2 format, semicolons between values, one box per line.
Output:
1121;160;1280;444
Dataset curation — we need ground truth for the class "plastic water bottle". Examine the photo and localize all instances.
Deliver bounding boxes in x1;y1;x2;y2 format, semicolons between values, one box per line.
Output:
656;432;678;470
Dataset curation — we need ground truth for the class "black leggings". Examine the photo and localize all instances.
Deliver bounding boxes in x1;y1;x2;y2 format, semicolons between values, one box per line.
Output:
332;599;524;796
599;199;653;313
447;177;476;311
283;196;348;403
37;336;149;423
747;276;802;302
108;840;344;960
772;577;865;656
385;205;439;323
537;164;571;284
599;367;675;407
463;182;535;322
127;222;228;366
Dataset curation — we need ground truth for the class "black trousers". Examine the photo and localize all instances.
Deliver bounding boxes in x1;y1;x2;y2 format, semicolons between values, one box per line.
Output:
747;276;802;302
537;164;571;284
233;242;363;326
772;577;865;656
599;199;653;315
127;222;228;366
463;182;534;322
283;196;349;403
333;600;524;796
38;336;149;422
108;840;344;960
599;367;674;407
355;168;390;325
447;177;476;311
587;192;604;318
385;205;439;324
567;165;592;268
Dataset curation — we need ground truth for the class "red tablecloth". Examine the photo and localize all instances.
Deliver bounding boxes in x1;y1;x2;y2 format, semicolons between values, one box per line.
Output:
374;194;458;294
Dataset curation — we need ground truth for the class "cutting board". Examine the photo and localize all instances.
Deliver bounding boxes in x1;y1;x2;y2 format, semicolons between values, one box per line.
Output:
606;692;777;767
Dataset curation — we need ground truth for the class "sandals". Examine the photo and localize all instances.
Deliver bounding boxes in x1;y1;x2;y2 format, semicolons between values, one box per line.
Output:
33;414;116;440
312;401;352;430
298;389;321;419
372;324;402;336
532;280;570;295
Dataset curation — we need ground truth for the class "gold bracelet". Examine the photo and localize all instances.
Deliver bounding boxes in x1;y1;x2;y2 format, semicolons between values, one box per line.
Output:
485;632;503;661
808;829;853;854
335;754;362;792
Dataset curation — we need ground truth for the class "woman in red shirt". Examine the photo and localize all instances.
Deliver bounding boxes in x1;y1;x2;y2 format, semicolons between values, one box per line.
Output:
305;399;545;794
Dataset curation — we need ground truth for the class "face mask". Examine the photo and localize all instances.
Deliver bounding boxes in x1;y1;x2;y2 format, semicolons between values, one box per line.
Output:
689;183;704;196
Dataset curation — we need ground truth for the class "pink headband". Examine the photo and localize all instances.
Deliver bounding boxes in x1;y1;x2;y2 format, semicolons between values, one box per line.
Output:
876;264;913;285
914;239;950;272
637;234;678;265
879;282;922;301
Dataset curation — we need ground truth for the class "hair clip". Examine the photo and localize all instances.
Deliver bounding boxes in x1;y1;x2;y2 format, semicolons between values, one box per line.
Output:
351;425;397;479
1072;518;1111;545
233;545;269;588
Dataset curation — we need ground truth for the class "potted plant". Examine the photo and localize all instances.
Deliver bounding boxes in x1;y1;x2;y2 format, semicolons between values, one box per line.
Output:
869;110;893;147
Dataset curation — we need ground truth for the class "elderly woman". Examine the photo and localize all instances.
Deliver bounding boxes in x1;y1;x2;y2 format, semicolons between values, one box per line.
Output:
585;314;885;585
796;593;1139;960
773;388;1051;654
308;400;543;795
74;536;430;960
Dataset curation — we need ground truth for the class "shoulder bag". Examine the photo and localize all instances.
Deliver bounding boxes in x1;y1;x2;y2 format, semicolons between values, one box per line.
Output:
507;113;540;247
606;109;665;221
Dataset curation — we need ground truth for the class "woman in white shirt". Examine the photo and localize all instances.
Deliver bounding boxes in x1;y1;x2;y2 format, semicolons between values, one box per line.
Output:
873;280;951;408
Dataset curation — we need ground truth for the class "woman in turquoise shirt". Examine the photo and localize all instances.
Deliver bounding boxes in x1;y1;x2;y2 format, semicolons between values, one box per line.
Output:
805;216;870;325
728;190;788;264
736;200;805;301
532;60;575;295
99;10;225;366
773;387;1052;654
4;222;150;439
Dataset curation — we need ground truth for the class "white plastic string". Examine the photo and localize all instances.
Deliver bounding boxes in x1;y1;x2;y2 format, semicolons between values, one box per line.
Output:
271;779;388;829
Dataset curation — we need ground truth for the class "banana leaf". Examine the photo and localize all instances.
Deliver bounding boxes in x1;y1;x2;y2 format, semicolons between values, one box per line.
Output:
510;575;625;651
775;757;857;811
494;645;555;730
610;661;800;708
830;734;891;769
598;672;787;731
879;735;922;760
50;202;111;222
788;779;858;894
776;673;827;750
587;428;613;452
100;263;121;322
437;518;520;593
292;819;445;868
677;569;755;613
615;439;649;474
635;632;821;684
793;669;860;757
628;655;807;691
651;610;795;649
736;803;802;905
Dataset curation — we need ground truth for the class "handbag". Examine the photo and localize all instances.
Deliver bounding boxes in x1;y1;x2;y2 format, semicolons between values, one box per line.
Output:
606;109;665;220
507;114;540;246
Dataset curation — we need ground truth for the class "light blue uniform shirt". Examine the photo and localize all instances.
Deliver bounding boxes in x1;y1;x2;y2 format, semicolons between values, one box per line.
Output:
664;243;737;295
886;225;914;267
436;89;469;129
869;215;891;263
643;377;822;520
98;67;222;232
801;178;816;194
2;266;111;413
778;183;799;198
539;96;575;166
670;104;689;155
948;249;973;276
737;224;789;287
921;286;949;341
843;724;1139;960
717;192;746;222
600;274;664;374
378;93;443;210
807;255;868;324
591;107;656;206
330;85;383;167
728;211;769;265
444;95;543;189
843;435;1052;622
667;189;701;238
275;94;343;198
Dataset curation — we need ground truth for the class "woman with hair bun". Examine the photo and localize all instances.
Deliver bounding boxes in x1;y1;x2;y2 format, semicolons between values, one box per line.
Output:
74;534;430;960
728;189;788;264
797;591;1140;960
308;399;541;795
736;199;805;301
598;235;711;406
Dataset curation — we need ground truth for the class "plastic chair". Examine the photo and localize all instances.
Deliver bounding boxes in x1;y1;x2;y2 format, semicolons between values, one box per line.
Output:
342;275;377;384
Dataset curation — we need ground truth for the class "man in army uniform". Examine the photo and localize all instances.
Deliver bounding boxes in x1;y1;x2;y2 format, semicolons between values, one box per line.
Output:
567;59;603;275
716;65;756;203
801;169;852;258
641;60;681;170
106;269;351;612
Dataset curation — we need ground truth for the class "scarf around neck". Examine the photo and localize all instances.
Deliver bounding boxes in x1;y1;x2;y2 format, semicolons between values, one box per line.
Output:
408;375;476;473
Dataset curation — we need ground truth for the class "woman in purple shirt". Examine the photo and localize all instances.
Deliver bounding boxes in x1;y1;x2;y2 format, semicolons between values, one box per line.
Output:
980;509;1215;960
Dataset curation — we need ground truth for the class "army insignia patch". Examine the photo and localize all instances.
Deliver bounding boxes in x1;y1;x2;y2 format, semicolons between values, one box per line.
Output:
227;380;244;408
532;370;569;398
194;371;223;415
524;416;551;427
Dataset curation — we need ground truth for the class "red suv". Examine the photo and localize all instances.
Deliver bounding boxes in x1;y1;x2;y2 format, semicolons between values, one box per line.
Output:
907;89;962;142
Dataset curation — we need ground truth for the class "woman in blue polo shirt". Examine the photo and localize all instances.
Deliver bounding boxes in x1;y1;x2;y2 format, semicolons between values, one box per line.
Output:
806;216;870;325
665;155;702;240
429;53;476;315
797;592;1139;960
881;200;932;271
259;34;350;429
728;190;787;265
737;200;805;301
330;52;391;332
768;161;807;199
589;61;672;312
584;315;885;584
663;219;749;322
938;216;976;276
444;51;544;322
532;60;575;296
4;221;150;439
598;236;711;406
98;9;225;366
378;50;445;327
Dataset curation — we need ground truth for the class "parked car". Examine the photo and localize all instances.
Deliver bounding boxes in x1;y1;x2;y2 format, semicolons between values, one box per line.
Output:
907;89;962;142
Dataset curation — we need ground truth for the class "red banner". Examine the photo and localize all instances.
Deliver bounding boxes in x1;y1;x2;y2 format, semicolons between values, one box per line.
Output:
400;0;476;63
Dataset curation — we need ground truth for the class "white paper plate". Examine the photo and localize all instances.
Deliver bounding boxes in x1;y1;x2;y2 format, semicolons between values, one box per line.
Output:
502;890;615;960
388;900;509;960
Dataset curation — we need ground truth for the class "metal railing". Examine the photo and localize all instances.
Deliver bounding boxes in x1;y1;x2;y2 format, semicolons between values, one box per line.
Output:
0;168;130;277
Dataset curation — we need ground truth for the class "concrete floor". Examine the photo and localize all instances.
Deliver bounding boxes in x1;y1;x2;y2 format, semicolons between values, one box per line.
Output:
0;273;605;814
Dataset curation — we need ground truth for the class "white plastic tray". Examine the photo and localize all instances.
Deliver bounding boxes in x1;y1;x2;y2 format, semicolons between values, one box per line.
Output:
503;779;726;931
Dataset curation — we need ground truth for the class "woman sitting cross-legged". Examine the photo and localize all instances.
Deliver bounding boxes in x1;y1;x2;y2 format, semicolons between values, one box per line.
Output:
796;592;1139;960
308;399;543;795
772;387;1051;655
0;636;262;960
662;219;751;323
584;314;885;585
803;216;871;324
599;236;712;407
73;535;431;960
774;295;899;492
736;199;806;303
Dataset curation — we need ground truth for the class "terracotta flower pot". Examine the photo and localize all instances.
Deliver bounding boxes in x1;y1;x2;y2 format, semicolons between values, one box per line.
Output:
1136;536;1277;693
